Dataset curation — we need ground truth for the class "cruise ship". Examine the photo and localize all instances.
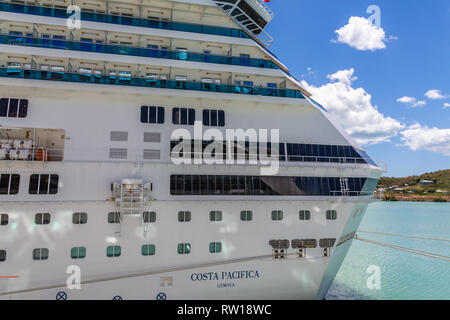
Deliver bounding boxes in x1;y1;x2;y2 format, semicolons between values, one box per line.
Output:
0;0;382;300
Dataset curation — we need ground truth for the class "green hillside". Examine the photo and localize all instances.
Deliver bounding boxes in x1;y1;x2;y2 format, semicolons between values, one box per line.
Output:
378;169;450;192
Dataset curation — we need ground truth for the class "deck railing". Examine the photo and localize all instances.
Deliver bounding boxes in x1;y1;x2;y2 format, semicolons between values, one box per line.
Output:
0;1;250;40
0;67;306;99
0;33;279;70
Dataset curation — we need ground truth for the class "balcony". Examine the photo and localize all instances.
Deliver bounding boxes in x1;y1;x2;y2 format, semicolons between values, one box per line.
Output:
0;33;279;70
0;67;306;99
0;1;250;40
0;127;65;162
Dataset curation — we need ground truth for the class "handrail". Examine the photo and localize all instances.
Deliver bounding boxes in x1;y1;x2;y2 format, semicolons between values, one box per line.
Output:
0;33;279;70
0;147;64;162
0;1;250;40
170;150;375;166
0;67;306;99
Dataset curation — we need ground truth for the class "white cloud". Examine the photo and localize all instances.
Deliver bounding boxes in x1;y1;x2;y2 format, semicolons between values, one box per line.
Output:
333;16;393;51
413;100;426;107
425;89;448;100
396;96;426;108
444;103;450;108
301;68;404;145
400;124;450;156
397;96;416;104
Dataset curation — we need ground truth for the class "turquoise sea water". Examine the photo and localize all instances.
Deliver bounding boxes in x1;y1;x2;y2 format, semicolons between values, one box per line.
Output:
326;202;450;300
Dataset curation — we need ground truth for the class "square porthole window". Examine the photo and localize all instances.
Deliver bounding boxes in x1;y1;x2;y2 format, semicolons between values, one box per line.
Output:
33;248;49;260
141;244;156;256
177;243;191;254
0;214;8;226
108;212;121;223
35;213;51;225
209;211;222;222
271;210;283;221
326;210;337;220
299;210;311;220
73;212;88;224
240;210;253;221
71;247;86;259
106;245;121;257
143;211;156;223
209;242;222;253
0;250;6;262
178;211;191;222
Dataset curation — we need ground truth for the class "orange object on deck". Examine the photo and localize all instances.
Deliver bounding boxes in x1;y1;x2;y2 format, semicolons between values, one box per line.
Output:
35;148;50;161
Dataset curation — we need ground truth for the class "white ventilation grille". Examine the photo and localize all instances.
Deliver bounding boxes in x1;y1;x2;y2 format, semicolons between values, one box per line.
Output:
143;149;160;160
144;132;161;143
109;148;128;159
110;131;128;142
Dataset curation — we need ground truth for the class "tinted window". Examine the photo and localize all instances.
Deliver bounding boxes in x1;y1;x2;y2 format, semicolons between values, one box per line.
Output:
0;99;8;117
141;106;164;124
0;174;20;195
8;99;19;117
73;212;88;224
0;214;8;226
18;99;28;118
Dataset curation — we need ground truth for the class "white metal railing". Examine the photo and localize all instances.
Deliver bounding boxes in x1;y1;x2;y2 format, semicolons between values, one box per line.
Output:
0;147;64;162
213;0;274;47
254;0;274;18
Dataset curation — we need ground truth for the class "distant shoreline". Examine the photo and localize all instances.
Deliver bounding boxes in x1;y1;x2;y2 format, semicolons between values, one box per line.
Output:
382;193;449;203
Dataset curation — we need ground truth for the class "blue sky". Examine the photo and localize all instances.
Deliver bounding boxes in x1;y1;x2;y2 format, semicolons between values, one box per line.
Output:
264;0;450;177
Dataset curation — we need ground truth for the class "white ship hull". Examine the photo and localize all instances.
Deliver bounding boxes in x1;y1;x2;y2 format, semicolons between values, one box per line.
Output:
0;0;382;300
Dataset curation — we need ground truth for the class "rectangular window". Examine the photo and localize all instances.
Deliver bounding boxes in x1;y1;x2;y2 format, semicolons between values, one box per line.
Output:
0;214;8;226
170;175;374;197
71;247;86;259
141;106;165;124
143;211;156;223
35;213;51;225
299;210;311;220
209;242;222;253
0;250;5;262
106;245;121;257
33;248;49;260
141;244;156;256
178;211;191;222
326;210;337;220
28;174;58;195
0;174;20;195
72;212;88;224
108;212;121;224
203;109;225;127
0;98;28;118
172;108;195;125
177;243;191;254
209;211;222;222
240;210;253;221
271;210;283;221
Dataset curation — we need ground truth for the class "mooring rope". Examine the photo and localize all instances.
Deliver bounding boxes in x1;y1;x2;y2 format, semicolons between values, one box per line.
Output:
358;230;450;242
354;236;450;262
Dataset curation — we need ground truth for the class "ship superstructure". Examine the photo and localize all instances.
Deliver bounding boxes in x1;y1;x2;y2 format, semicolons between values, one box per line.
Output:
0;0;382;300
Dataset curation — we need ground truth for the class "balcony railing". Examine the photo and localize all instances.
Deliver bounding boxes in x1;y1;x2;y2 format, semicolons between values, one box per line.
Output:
0;34;279;70
0;1;250;40
0;147;64;162
0;67;306;99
